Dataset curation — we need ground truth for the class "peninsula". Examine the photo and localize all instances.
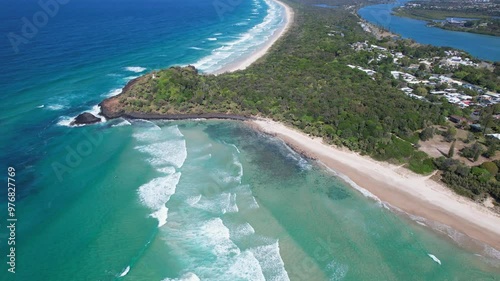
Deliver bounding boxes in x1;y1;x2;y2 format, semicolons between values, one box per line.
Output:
97;0;500;253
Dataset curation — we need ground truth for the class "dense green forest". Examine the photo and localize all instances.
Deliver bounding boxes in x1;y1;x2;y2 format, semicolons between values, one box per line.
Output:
108;0;500;203
394;0;500;20
428;19;500;37
453;65;500;92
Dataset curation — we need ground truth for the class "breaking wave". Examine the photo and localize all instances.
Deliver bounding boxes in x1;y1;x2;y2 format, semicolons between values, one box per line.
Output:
192;0;286;73
125;66;147;73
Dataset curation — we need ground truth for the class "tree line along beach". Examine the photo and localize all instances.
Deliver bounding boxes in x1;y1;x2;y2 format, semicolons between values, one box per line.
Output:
81;0;500;255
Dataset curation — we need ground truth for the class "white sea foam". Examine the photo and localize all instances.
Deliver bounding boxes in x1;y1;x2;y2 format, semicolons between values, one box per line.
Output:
124;75;140;81
57;105;106;127
133;131;161;142
482;245;500;260
133;125;188;227
111;119;132;127
37;104;45;108
186;194;202;206
118;266;130;277
195;218;265;280
125;66;147;73
233;153;243;183
106;88;123;97
277;140;312;170
213;170;238;185
157;166;177;175
189;47;203;50
211;154;243;186
234;21;250;26
148;123;184;137
231;144;241;154
163;272;201;281
131;119;162;130
223;141;241;154
428;254;442;265
226;193;239;213
224;250;265;281
200;218;240;257
166;125;185;138
138;173;181;227
133;125;187;168
403;210;473;247
89;104;107;122
136;139;187;168
416;221;427;227
249;196;260;209
56;116;75;127
207;37;218;41
192;192;238;215
251;240;290;281
151;205;169;227
231;222;256;240
193;0;285;73
233;185;260;210
138;173;181;210
213;33;223;36
321;163;381;202
46;104;66;111
162;217;267;280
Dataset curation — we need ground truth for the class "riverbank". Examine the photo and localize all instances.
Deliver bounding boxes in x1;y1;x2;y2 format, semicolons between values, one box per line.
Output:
250;118;500;254
213;0;294;74
357;0;500;62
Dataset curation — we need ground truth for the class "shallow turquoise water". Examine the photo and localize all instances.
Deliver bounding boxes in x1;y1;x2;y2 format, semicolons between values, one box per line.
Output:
6;120;500;280
1;0;500;280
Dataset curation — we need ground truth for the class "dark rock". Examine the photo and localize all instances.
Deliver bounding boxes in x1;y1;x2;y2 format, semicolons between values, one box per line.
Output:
70;112;101;126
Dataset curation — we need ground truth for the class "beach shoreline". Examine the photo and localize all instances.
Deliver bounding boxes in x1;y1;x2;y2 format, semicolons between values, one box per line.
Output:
95;0;500;256
249;118;500;254
212;0;294;75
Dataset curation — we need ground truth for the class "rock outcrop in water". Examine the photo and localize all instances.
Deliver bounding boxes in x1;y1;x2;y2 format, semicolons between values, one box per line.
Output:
70;112;102;126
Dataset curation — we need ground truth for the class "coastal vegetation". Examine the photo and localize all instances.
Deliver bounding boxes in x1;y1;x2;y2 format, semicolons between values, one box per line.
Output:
101;0;500;204
453;65;500;92
427;19;500;37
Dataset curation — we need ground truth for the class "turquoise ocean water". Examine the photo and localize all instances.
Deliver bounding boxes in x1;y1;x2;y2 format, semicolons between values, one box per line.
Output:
1;0;500;280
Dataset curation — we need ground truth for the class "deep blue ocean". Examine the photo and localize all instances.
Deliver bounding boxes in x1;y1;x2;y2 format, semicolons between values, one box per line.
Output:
0;0;280;199
1;1;500;280
358;0;500;62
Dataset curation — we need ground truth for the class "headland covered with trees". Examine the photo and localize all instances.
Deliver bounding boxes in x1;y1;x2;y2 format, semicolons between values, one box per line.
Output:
98;0;500;210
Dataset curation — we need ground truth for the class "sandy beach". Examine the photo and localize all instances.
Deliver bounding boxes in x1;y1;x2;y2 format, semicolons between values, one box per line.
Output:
99;0;500;256
213;0;294;75
250;118;500;253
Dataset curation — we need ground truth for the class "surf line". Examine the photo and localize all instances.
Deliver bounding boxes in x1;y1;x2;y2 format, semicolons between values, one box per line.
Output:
115;227;158;279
